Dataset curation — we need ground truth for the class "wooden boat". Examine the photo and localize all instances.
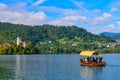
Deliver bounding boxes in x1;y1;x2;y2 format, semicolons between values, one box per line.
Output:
80;51;106;67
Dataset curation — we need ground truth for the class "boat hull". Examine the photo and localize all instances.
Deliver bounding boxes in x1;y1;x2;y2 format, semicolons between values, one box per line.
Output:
80;59;106;67
81;62;106;67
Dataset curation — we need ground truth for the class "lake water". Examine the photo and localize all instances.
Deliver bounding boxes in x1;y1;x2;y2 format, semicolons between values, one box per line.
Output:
0;54;120;80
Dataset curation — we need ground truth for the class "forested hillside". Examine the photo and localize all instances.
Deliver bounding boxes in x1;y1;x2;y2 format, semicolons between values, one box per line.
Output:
0;22;115;54
0;22;114;44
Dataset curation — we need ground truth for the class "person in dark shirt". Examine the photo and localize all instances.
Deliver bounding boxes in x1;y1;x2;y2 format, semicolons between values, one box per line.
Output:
99;57;103;63
99;54;103;63
93;57;96;62
96;57;98;63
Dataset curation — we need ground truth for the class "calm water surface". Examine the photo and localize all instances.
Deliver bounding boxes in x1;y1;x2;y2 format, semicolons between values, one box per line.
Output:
0;54;120;80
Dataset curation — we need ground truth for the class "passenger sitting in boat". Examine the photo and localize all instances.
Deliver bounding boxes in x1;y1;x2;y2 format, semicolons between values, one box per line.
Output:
80;58;85;63
90;57;92;60
92;57;96;62
87;57;92;63
87;57;89;63
85;58;88;63
95;57;98;63
99;57;103;63
87;57;89;60
99;54;103;63
80;58;87;63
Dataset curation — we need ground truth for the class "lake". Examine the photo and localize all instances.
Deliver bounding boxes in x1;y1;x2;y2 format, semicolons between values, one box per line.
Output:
0;54;120;80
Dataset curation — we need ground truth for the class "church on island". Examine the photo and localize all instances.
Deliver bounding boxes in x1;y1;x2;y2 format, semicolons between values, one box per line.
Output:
17;36;28;48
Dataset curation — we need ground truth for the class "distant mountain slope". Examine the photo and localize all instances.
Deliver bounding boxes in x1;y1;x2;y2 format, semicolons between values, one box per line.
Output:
0;22;114;44
100;32;120;40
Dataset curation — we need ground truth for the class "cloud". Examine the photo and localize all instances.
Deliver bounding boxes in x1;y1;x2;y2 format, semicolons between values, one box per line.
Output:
103;21;120;32
71;0;84;7
91;21;120;34
110;7;119;12
92;13;112;25
103;23;120;32
117;21;120;26
71;0;92;15
0;3;47;25
92;9;102;14
34;6;81;16
0;3;8;10
0;1;119;34
106;24;115;31
0;3;7;8
33;0;46;6
50;15;88;25
90;24;115;34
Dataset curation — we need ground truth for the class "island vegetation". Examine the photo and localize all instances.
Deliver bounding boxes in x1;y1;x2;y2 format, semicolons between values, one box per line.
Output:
0;22;119;54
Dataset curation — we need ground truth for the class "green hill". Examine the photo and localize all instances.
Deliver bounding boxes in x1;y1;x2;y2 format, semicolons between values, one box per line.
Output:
0;22;115;54
0;22;114;44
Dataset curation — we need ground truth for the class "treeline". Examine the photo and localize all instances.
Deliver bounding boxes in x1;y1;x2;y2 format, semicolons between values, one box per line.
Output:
0;44;38;55
0;42;109;54
0;22;116;54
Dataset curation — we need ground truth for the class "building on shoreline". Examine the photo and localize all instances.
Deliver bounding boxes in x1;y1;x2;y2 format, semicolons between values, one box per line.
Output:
17;36;28;48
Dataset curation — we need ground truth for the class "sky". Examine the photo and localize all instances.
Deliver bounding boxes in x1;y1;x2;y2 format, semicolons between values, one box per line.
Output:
0;0;120;33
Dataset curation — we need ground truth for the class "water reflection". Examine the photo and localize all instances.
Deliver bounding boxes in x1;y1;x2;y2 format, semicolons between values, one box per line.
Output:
80;66;94;80
0;67;15;79
15;55;26;79
0;54;120;80
80;66;103;80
